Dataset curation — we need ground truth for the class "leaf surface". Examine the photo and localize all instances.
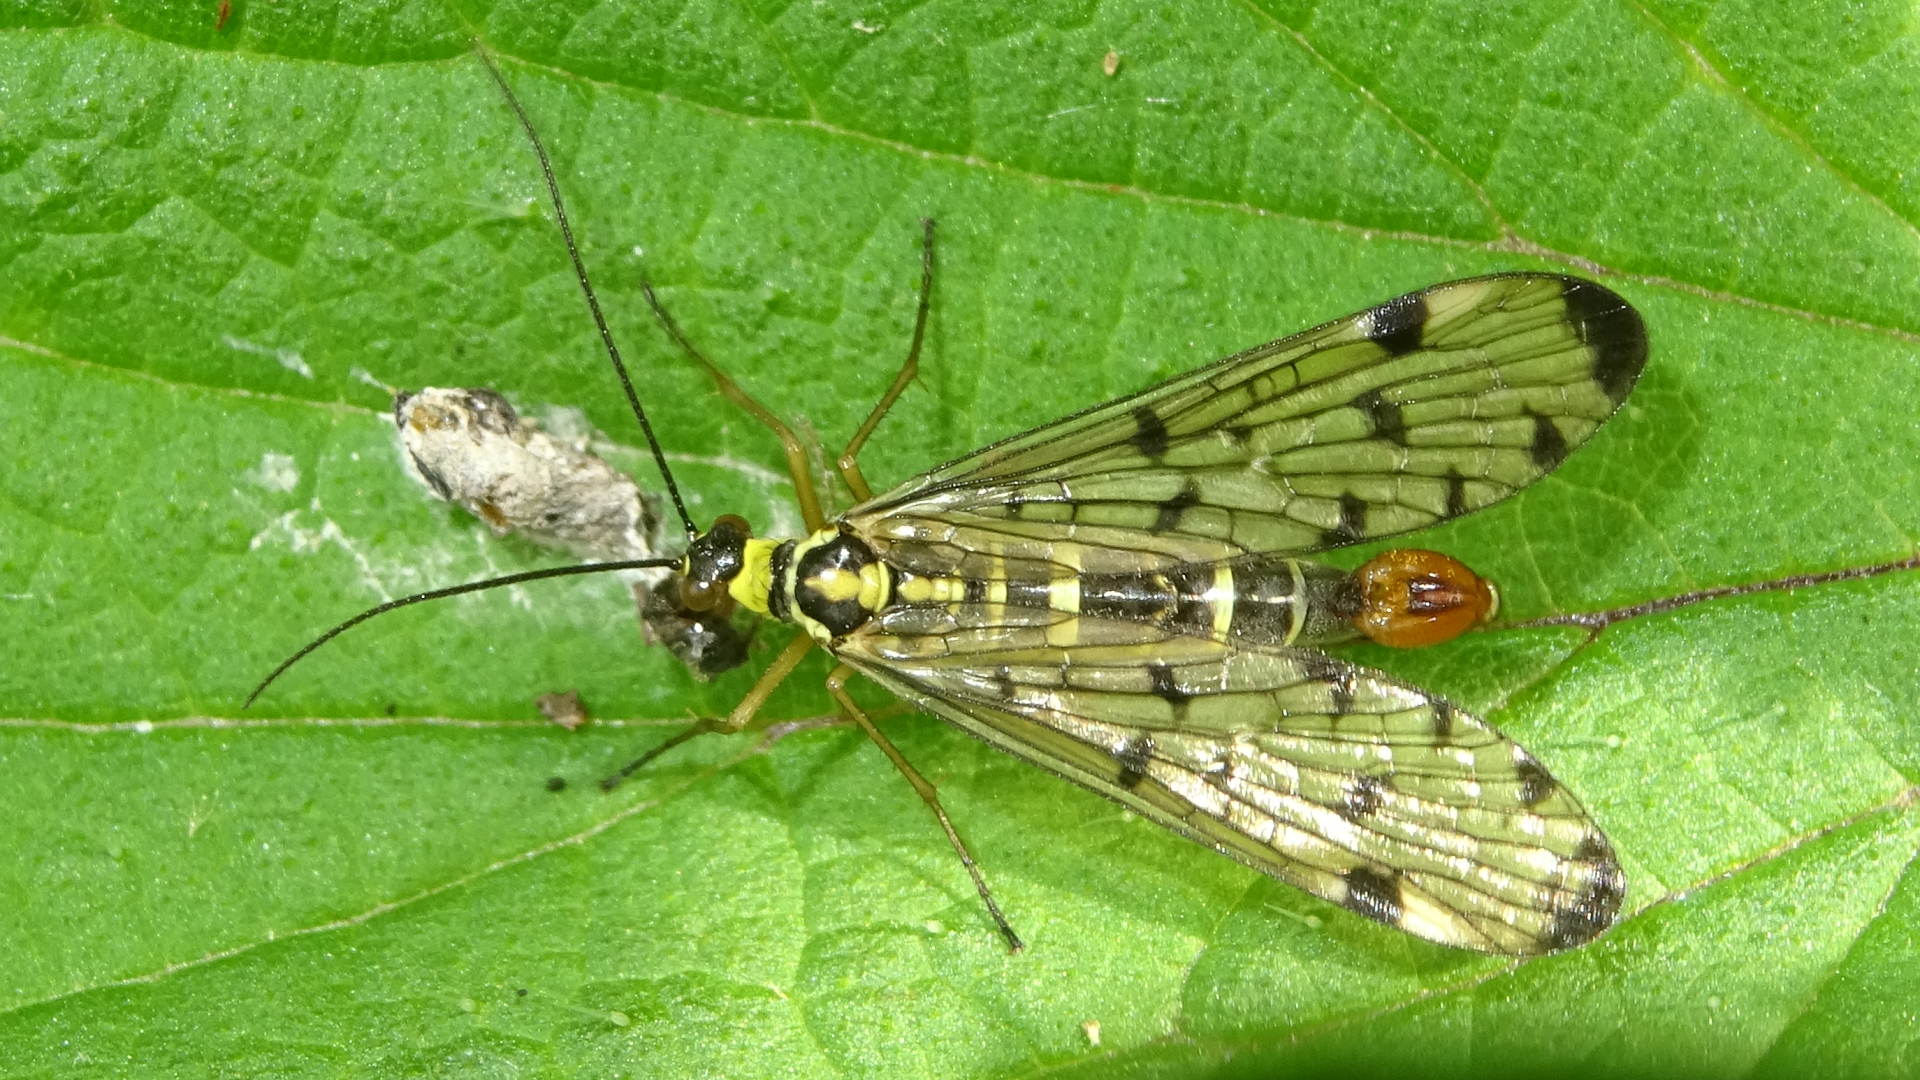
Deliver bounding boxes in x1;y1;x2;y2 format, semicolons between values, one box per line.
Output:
3;1;1919;1075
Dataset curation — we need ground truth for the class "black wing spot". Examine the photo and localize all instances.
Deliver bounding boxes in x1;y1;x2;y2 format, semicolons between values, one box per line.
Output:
1363;290;1428;357
1558;277;1649;405
963;578;989;604
1430;700;1455;741
1529;413;1569;470
1444;472;1469;519
1513;753;1556;807
993;666;1017;700
1299;653;1358;714
1113;736;1155;789
1297;651;1343;682
1341;866;1405;926
1321;492;1369;548
1329;669;1356;714
1152;483;1202;533
1544;836;1625;951
1128;405;1170;459
1353;388;1407;445
1342;775;1388;820
1572;832;1615;864
1148;663;1192;707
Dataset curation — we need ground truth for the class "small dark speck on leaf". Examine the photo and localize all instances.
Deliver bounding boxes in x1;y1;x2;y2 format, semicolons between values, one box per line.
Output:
537;689;590;730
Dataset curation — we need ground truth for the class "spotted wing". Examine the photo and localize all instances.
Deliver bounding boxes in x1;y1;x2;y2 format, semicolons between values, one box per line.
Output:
836;603;1625;954
849;274;1646;578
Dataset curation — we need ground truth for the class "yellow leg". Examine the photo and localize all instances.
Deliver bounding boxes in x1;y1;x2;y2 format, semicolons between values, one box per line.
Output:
640;282;829;532
825;662;1024;953
600;634;815;791
837;218;936;504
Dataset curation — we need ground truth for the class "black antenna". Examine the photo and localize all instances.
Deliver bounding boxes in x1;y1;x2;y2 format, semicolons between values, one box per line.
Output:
474;43;698;539
245;557;680;708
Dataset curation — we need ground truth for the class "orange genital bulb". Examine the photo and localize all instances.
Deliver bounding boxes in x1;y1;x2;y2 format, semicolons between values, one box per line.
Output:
1352;548;1501;648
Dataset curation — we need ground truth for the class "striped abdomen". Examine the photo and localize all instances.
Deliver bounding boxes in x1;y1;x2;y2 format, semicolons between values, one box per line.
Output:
890;549;1497;649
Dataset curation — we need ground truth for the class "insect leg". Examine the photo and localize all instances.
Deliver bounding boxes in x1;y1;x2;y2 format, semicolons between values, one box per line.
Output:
837;218;935;504
599;634;815;790
639;282;829;532
825;662;1025;953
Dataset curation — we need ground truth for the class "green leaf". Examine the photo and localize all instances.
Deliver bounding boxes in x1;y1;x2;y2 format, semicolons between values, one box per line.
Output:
4;1;1919;1075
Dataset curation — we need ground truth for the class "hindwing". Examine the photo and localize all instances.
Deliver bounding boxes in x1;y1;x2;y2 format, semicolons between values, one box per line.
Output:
835;601;1624;954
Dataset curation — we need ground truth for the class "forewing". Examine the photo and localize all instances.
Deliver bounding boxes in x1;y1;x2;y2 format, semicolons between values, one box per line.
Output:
851;274;1646;579
838;603;1625;954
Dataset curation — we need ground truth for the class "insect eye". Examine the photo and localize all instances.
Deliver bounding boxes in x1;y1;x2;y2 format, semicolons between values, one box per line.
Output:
680;515;754;612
